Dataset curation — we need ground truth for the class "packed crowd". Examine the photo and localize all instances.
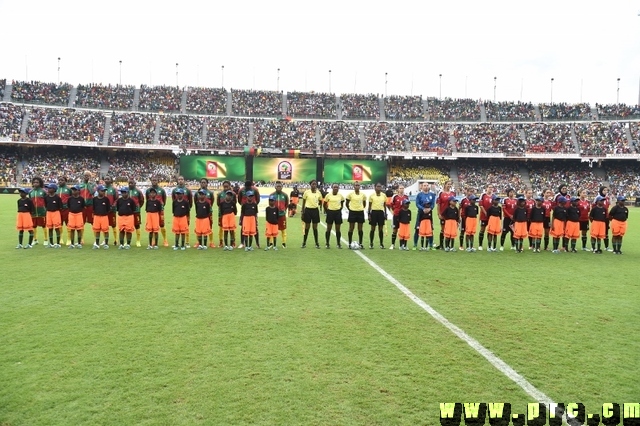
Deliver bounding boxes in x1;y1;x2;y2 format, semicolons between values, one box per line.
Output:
596;103;640;120
205;118;250;149
453;123;524;155
363;122;452;154
158;115;205;147
20;147;101;183
521;123;575;153
286;92;336;119
11;80;72;105
75;84;135;110
362;122;411;153
456;162;524;194
109;113;157;145
26;108;105;142
253;119;316;150
318;121;361;152
631;123;640;148
427;97;480;121
606;165;640;197
0;103;24;139
539;103;592;121
232;89;281;117
388;162;450;187
0;146;17;185
528;163;601;195
138;85;182;112
484;101;536;121
107;151;176;182
185;87;227;115
383;95;424;121
405;123;451;153
339;93;379;120
0;79;5;99
574;122;631;156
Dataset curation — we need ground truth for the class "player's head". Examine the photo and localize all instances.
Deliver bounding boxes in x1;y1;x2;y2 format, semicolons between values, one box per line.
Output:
310;180;317;190
617;196;626;206
246;190;255;201
222;180;231;191
579;189;587;198
465;187;474;196
599;186;609;197
268;195;276;204
507;188;515;198
535;196;544;205
197;189;206;200
97;185;106;195
374;182;382;193
595;195;605;205
275;181;283;192
469;195;478;204
444;180;452;190
402;199;410;209
570;196;579;205
486;184;494;193
174;188;184;199
525;189;533;198
71;185;80;195
32;176;43;189
245;180;253;189
128;179;136;190
120;187;129;198
448;196;457;206
517;195;526;205
200;178;208;189
332;183;339;194
83;170;92;181
225;190;233;200
104;176;113;186
57;176;67;186
148;187;157;198
47;183;58;194
491;195;500;204
544;188;553;199
18;187;29;198
557;184;568;195
177;176;185;186
354;182;361;191
151;176;159;186
397;185;405;195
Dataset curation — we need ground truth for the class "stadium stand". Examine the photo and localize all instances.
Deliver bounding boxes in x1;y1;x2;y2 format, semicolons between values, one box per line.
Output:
109;113;157;145
521;123;575;153
388;161;450;187
11;80;72;106
457;162;524;194
138;85;182;112
339;93;379;120
205;117;250;149
606;163;640;197
318;121;361;152
232;89;281;117
0;145;18;186
107;151;176;182
0;103;24;140
427;97;480;121
383;96;424;121
253;119;316;150
484;101;536;121
574;122;631;156
186;87;227;115
528;163;601;196
158;115;205;147
75;84;135;110
453;123;524;155
596;103;640;120
539;102;592;121
26;108;105;142
20;147;101;183
0;79;5;99
286;92;336;119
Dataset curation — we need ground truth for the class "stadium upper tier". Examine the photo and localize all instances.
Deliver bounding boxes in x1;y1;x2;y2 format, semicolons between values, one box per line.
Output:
2;79;640;121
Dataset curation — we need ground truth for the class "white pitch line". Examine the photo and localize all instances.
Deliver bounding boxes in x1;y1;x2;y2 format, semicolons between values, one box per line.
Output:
318;221;562;411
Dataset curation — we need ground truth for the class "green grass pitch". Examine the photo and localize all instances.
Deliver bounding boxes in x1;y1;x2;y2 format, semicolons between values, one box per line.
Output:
0;195;638;425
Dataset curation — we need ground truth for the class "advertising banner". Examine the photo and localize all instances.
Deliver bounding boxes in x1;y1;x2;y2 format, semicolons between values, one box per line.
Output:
179;156;246;181
323;159;387;184
253;157;316;182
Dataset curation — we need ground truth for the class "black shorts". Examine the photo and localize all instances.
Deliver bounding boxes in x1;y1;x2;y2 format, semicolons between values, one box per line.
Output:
579;220;589;231
369;210;385;227
543;217;551;229
303;208;320;224
502;217;513;232
348;211;365;224
392;215;400;230
326;210;343;225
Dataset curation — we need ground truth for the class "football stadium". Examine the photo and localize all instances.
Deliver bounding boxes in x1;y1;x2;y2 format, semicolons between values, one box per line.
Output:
1;1;639;425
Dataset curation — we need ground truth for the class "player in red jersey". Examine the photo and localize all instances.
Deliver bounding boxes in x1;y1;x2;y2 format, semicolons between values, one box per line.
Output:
499;188;517;251
593;186;611;251
523;189;535;249
389;185;409;250
478;184;494;251
577;189;591;250
436;180;456;250
541;188;553;250
458;187;474;251
553;183;571;208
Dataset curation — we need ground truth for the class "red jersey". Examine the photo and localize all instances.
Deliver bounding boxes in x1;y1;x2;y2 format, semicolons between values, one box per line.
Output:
437;190;455;217
459;197;471;219
552;193;569;208
542;200;553;218
391;194;409;216
479;193;493;221
577;199;591;221
502;197;517;219
525;199;535;217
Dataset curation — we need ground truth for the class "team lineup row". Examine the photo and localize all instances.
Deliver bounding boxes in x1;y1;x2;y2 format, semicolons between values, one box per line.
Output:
13;174;630;254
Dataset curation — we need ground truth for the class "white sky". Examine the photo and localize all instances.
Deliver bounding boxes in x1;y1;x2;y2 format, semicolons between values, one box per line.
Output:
1;0;639;105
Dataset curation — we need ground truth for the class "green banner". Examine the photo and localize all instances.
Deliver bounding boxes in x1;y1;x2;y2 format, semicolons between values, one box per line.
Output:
323;159;387;184
179;156;246;181
253;158;316;182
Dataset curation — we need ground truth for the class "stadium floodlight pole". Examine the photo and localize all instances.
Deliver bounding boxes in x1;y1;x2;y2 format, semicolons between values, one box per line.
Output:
439;74;442;99
119;60;122;85
176;63;179;87
617;77;620;104
277;68;280;92
221;65;224;88
57;57;61;84
329;70;332;94
385;72;388;97
550;78;554;103
493;76;497;102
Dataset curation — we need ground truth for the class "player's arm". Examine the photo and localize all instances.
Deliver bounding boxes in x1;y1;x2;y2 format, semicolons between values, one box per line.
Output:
367;195;372;216
345;194;351;211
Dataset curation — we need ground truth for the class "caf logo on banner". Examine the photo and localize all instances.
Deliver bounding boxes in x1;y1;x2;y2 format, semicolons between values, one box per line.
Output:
277;161;293;180
206;161;226;178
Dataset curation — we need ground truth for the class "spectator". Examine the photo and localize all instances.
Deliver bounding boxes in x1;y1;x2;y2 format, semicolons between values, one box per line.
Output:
205;117;250;149
186;87;227;115
109;113;157;145
232;89;281;117
26;108;105;142
383;95;424;121
539;102;592;121
521;123;575;153
318;121;361;152
75;83;135;110
253;119;316;150
388;161;450;186
453;123;524;155
575;122;631;156
0;79;5;100
529;163;600;196
287;91;336;119
0;103;25;140
339;93;379;120
484;101;536;121
158;115;205;147
427;97;480;121
457;161;525;194
138;85;182;112
0;145;18;186
596;103;640;120
11;80;72;106
631;122;640;149
107;151;176;182
20;147;101;183
606;164;640;197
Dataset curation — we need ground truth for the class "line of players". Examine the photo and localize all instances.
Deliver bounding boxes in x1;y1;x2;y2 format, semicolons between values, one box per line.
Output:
385;181;629;254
